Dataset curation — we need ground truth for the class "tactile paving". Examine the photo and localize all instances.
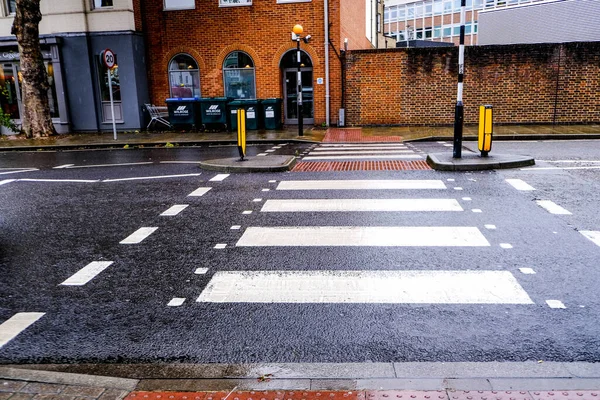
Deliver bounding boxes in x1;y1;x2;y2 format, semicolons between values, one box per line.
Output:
364;390;449;400
448;391;533;400
292;160;431;172
530;392;600;400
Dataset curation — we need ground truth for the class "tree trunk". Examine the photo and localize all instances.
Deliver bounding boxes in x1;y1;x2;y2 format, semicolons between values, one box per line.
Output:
11;0;56;138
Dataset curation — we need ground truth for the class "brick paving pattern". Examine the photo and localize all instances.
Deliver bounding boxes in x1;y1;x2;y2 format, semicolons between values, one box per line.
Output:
323;129;403;143
0;379;128;400
292;160;431;172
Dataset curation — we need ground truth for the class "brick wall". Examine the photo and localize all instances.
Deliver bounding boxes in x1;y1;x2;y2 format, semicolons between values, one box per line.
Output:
340;0;373;50
344;42;600;125
141;0;347;125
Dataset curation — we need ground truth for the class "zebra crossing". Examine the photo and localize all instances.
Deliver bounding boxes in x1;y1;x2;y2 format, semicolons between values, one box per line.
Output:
196;177;534;306
302;143;423;161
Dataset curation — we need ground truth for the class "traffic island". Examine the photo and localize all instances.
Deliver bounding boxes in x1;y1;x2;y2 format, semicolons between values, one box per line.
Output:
426;151;535;171
199;155;297;173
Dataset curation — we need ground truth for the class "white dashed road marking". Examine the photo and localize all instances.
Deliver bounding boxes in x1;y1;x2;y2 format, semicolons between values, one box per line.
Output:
506;179;536;191
188;187;212;197
120;227;158;244
277;180;446;190
0;313;45;349
519;268;536;274
19;178;99;183
536;200;572;215
0;179;16;186
160;204;189;216
546;300;566;309
237;226;490;247
209;174;230;182
103;173;201;183
60;261;114;286
167;298;186;307
580;231;600;247
197;271;533;304
261;199;463;212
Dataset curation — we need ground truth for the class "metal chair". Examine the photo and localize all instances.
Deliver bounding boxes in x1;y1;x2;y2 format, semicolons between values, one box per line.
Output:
145;103;171;130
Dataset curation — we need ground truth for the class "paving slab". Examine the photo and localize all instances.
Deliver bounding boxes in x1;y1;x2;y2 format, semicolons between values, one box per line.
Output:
199;155;297;173
392;363;570;379
426;152;535;171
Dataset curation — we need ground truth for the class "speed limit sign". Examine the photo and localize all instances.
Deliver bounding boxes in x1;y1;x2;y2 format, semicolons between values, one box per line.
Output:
102;48;116;69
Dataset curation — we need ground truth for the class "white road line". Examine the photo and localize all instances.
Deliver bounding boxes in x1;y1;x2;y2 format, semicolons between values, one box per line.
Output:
0;179;16;186
214;244;227;249
472;209;482;213
188;187;212;197
266;150;275;153
257;153;268;156
462;197;472;201
120;227;158;244
277;180;446;190
536;200;572;215
159;161;202;164
0;313;45;349
253;198;262;202
500;243;513;249
539;160;600;163
231;225;241;230
60;261;114;286
160;204;189;216
237;226;490;247
242;210;253;214
313;146;407;151
307;150;415;155
195;268;209;274
320;143;406;147
209;174;230;182
103;173;201;182
580;231;600;247
546;300;566;309
53;164;74;169
167;298;186;307
522;166;600;171
19;178;99;183
58;162;153;169
197;270;533;304
261;199;463;212
485;224;497;230
506;179;536;191
0;169;38;176
303;155;422;160
519;268;536;274
454;187;463;191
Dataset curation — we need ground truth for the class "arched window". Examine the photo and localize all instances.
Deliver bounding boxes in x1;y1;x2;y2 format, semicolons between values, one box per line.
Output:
168;54;200;98
223;51;256;99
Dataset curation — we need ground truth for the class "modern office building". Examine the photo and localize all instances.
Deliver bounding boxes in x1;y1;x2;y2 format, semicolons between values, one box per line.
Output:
0;0;148;133
383;0;551;45
141;0;383;127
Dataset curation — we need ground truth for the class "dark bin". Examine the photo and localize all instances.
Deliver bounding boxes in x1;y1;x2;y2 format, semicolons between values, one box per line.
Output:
166;98;201;130
262;98;283;130
228;99;262;131
199;97;229;131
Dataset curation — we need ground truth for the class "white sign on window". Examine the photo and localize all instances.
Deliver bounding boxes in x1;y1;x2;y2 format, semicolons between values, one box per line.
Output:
164;0;195;10
220;0;252;6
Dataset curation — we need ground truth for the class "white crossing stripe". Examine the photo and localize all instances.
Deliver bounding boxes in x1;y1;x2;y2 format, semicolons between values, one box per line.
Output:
0;313;45;349
303;155;422;160
160;204;189;216
277;180;446;190
237;226;490;247
0;179;16;186
103;173;201;182
320;143;406;147
313;146;407;151
197;270;533;304
60;261;114;286
167;298;186;307
188;187;212;197
120;227;158;244
536;200;572;215
209;174;230;182
546;300;566;309
580;231;600;247
261;199;463;212
307;150;415;155
506;179;536;191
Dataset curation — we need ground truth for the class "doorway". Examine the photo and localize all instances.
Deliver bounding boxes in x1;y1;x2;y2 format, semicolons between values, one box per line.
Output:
281;50;313;125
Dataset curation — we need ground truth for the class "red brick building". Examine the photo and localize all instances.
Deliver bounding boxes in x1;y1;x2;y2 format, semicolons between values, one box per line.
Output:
140;0;385;127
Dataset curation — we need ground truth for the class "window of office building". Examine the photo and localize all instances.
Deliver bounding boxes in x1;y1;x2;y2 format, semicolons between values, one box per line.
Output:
223;51;255;99
5;0;15;14
92;0;113;8
164;0;195;10
169;54;200;98
220;0;252;6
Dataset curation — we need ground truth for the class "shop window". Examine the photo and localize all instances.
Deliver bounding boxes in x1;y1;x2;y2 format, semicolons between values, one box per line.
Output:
92;0;113;8
164;0;195;10
5;0;15;14
220;0;252;6
223;51;255;100
168;54;200;98
97;54;122;122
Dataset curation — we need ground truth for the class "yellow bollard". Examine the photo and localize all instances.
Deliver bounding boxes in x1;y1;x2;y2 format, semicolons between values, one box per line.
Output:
237;108;246;161
478;105;493;157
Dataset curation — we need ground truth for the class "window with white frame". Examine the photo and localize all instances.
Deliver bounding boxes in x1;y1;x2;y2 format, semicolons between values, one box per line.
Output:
5;0;15;14
220;0;251;6
92;0;113;8
223;52;255;99
169;54;201;98
164;0;195;10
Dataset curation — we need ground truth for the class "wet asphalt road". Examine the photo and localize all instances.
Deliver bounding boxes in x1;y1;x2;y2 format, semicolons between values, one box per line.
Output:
0;140;599;364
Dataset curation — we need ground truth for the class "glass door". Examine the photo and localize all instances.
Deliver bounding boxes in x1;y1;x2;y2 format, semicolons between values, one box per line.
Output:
283;67;313;125
0;63;22;122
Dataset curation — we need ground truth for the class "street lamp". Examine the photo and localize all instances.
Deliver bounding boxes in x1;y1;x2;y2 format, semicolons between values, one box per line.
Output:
292;24;310;137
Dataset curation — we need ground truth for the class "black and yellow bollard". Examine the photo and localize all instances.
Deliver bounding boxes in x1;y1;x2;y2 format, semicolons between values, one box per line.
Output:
237;108;246;161
478;105;493;157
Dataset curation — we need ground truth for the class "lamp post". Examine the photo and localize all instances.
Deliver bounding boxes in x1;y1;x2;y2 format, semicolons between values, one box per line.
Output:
292;24;310;137
452;0;466;158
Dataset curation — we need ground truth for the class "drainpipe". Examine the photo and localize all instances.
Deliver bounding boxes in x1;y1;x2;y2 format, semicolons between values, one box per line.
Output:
324;0;330;127
82;0;101;132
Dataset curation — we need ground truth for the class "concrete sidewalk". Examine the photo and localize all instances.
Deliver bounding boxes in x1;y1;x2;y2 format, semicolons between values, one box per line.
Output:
1;124;599;151
2;362;600;399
